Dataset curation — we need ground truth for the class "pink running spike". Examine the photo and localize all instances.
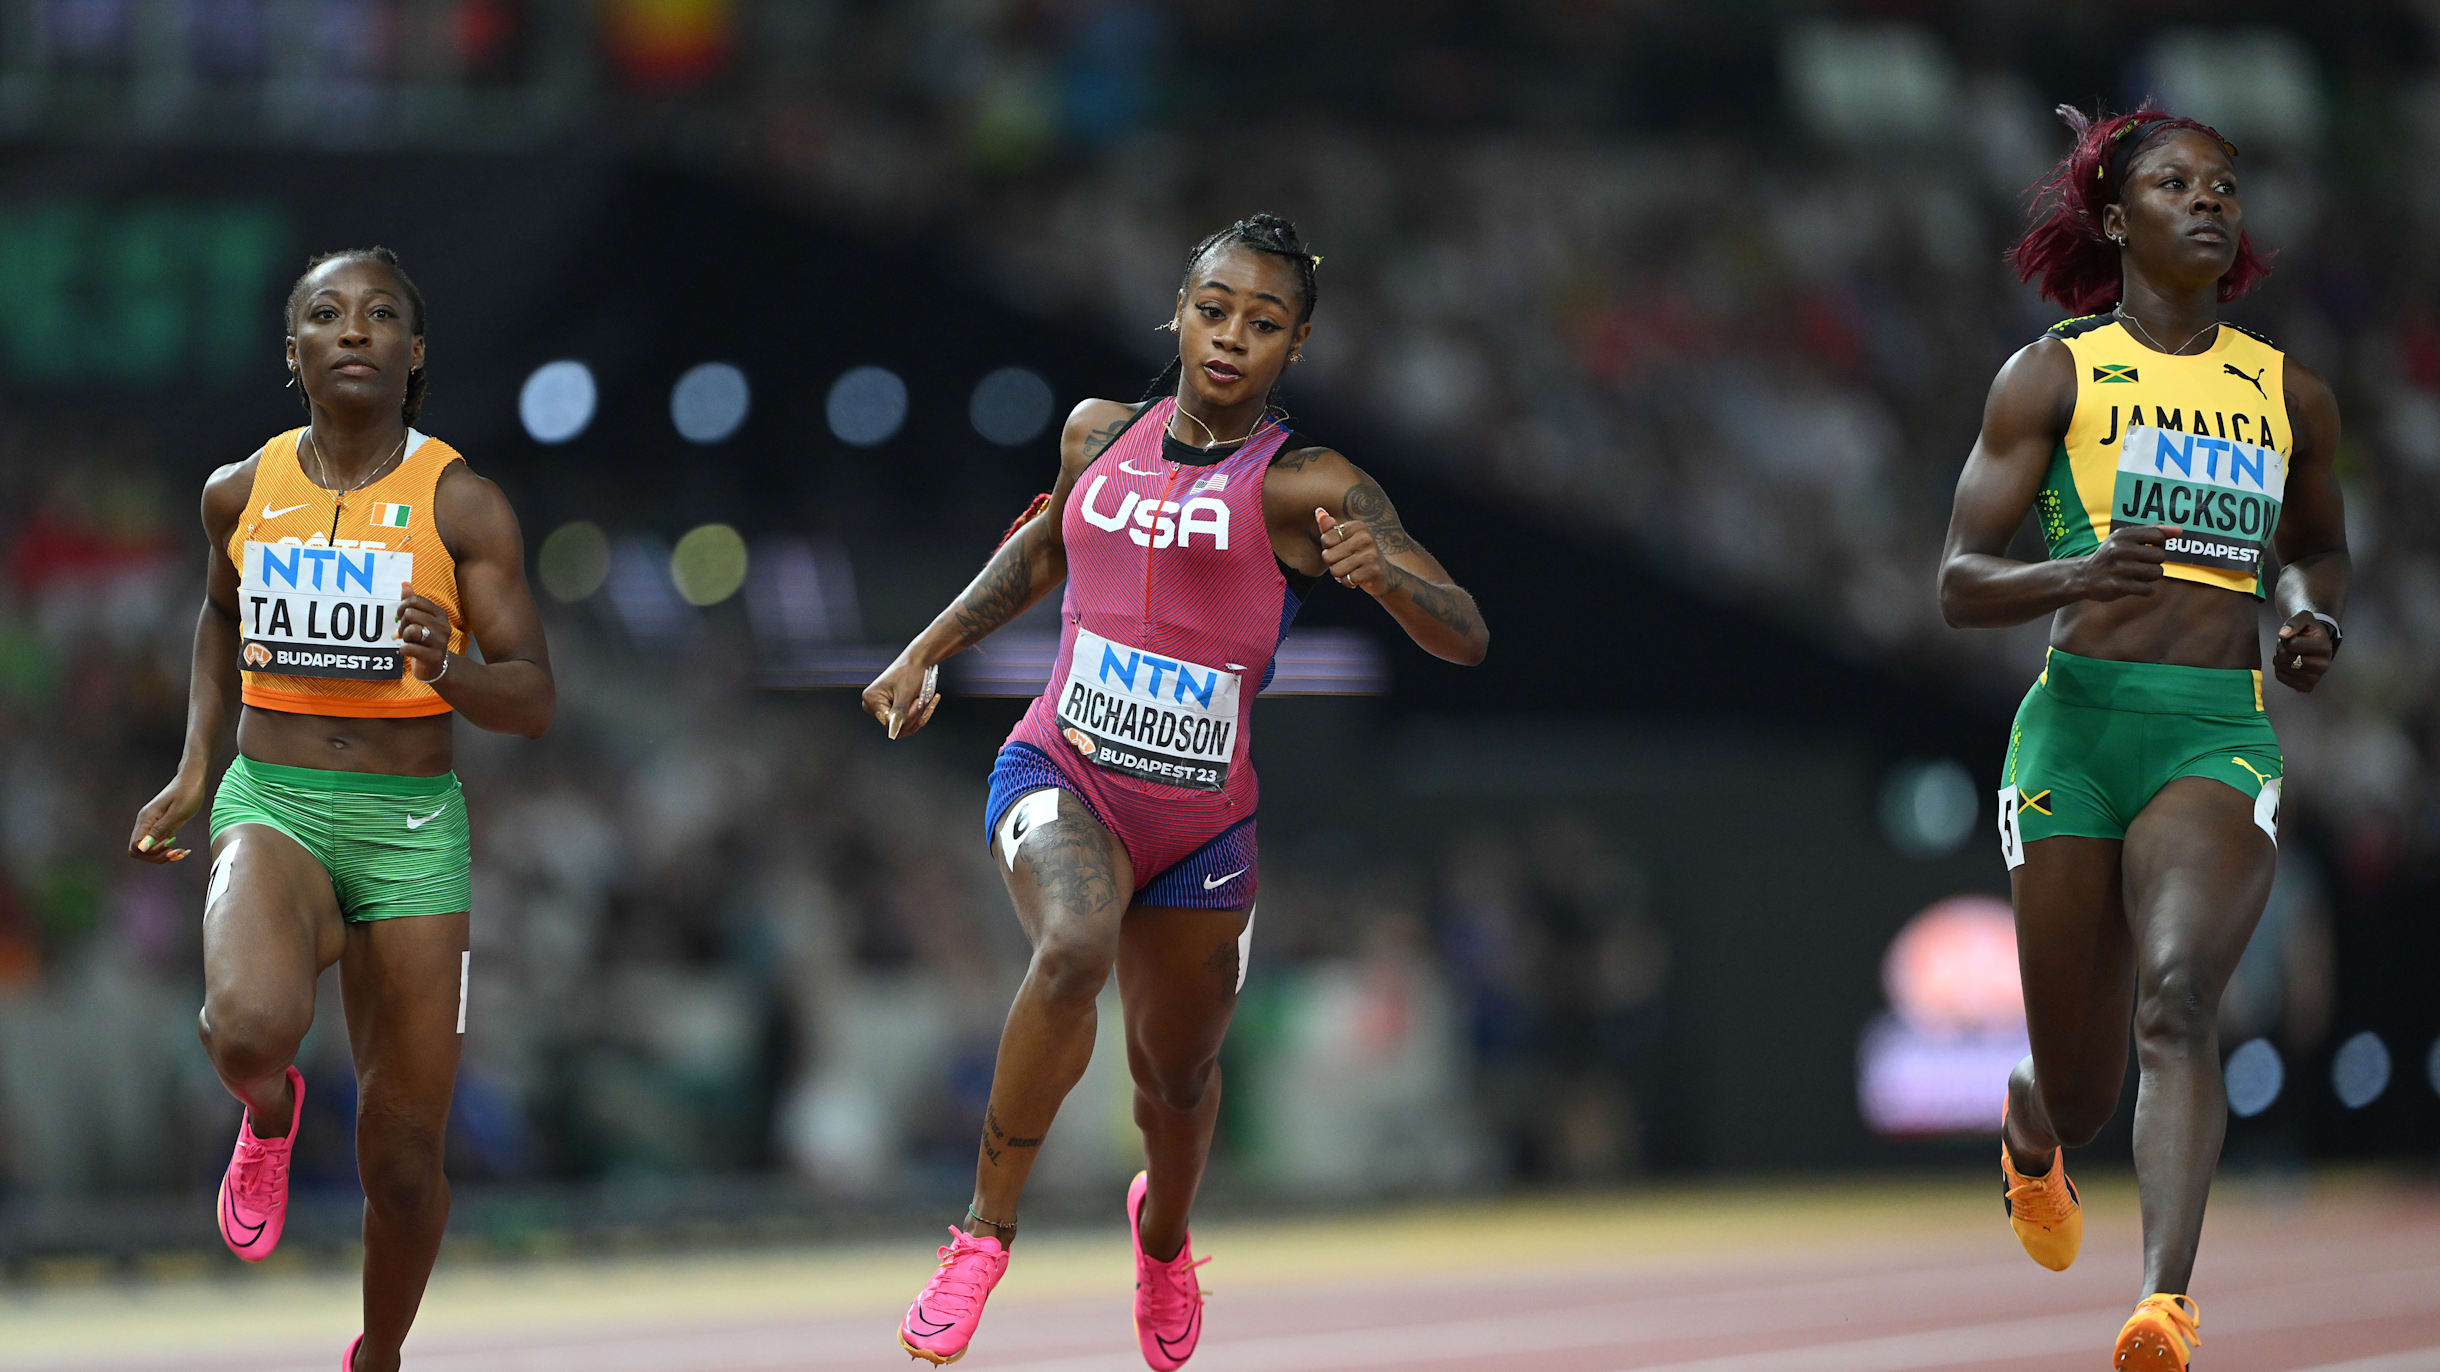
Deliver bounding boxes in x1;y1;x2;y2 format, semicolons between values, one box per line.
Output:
1130;1171;1211;1370
217;1065;304;1262
898;1227;1011;1364
340;1334;363;1371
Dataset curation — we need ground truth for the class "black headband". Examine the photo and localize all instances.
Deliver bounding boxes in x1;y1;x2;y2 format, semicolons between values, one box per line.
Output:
2101;118;2239;195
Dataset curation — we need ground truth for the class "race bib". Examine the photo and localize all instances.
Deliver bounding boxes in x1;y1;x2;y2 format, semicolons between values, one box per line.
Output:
1054;629;1241;793
239;541;412;680
2112;424;2285;576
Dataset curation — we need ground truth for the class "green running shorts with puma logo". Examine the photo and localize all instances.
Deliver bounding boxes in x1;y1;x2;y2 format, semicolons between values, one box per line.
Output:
1997;647;2282;868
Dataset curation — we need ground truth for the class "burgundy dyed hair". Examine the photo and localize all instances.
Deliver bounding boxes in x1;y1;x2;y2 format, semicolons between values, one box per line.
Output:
2009;104;2273;315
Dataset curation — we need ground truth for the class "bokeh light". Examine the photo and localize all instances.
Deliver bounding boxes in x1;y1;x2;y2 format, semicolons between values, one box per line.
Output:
670;523;749;606
826;365;908;447
1878;758;1978;857
671;361;750;444
519;360;598;444
970;366;1056;446
2333;1031;2391;1109
1881;894;2021;1032
2225;1038;2284;1118
537;521;612;603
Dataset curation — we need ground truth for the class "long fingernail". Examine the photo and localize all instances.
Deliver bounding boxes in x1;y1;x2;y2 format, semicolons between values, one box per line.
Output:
137;836;154;852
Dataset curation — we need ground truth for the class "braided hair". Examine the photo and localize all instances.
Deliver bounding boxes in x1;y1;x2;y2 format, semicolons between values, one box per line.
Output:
1143;212;1321;403
284;246;429;426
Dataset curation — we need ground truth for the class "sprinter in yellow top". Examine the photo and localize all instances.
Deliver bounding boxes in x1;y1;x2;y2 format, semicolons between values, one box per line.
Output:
125;248;555;1372
1938;107;2350;1371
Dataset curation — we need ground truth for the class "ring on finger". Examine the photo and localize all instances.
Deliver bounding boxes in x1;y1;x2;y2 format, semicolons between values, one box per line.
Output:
2292;654;2303;669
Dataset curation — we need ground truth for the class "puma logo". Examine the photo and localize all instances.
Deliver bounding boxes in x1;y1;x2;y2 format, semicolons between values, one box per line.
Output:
2223;363;2267;399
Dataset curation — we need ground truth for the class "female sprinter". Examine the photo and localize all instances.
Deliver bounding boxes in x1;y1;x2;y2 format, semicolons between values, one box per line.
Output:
1938;108;2348;1370
126;248;556;1372
863;213;1489;1367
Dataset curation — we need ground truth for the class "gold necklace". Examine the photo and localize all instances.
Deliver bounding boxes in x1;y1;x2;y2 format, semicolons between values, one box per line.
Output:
2115;305;2218;356
1172;400;1280;451
303;427;407;509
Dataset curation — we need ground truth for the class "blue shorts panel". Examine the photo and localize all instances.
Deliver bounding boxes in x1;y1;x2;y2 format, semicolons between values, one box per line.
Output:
982;743;1256;907
1135;816;1258;910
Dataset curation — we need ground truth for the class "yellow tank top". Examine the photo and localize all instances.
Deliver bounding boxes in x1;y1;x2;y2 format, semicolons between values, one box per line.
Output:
225;427;467;718
2038;315;2289;599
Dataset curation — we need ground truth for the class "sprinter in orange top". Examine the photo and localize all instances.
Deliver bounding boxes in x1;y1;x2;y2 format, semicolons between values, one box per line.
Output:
125;248;555;1372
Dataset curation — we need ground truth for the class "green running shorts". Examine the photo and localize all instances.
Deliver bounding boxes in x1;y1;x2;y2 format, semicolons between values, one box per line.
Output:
1998;648;2281;866
209;755;471;922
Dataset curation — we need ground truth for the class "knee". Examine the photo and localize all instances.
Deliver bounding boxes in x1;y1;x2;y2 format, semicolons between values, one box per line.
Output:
358;1122;448;1218
1029;929;1114;1012
1135;1053;1217;1116
198;998;311;1083
2134;964;2219;1054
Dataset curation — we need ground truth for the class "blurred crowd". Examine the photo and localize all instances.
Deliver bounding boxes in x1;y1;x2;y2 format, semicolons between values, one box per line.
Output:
734;1;2440;869
0;432;1666;1206
6;3;2436;1213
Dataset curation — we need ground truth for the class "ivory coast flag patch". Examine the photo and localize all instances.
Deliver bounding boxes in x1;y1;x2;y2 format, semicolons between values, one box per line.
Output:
371;503;412;528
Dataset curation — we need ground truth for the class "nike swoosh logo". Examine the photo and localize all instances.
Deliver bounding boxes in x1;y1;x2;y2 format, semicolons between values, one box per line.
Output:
405;806;447;831
1202;867;1247;891
1154;1307;1201;1358
262;504;308;518
221;1183;267;1244
1119;460;1167;476
906;1305;956;1338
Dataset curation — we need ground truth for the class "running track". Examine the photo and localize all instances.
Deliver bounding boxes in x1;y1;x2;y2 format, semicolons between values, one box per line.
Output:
6;1176;2437;1371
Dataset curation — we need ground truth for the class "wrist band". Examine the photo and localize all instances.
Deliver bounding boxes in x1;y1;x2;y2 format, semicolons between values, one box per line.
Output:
430;652;450;683
2306;611;2342;645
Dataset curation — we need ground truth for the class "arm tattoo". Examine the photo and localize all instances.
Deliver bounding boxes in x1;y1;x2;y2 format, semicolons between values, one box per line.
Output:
1341;480;1419;555
1079;415;1132;461
1386;565;1479;637
1272;445;1332;472
949;524;1039;646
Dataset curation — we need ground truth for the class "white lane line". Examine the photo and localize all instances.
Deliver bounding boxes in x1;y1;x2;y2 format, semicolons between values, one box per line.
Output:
2289;1351;2440;1372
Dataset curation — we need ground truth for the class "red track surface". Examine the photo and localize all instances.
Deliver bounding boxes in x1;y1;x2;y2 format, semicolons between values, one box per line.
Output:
9;1179;2439;1371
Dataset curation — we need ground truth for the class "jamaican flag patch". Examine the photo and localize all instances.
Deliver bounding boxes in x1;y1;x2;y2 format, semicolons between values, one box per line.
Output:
2092;364;2139;383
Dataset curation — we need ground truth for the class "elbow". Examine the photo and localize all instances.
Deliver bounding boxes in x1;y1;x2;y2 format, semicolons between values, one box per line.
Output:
520;685;558;740
1936;565;1971;628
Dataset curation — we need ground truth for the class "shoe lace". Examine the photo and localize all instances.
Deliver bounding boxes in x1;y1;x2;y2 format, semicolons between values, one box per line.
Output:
2134;1294;2202;1350
228;1136;290;1205
1138;1250;1213;1324
2004;1166;2073;1224
922;1228;1003;1317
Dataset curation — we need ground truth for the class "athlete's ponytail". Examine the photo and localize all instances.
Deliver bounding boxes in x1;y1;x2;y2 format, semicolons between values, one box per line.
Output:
284;246;429;426
1141;213;1323;403
2009;104;2271;314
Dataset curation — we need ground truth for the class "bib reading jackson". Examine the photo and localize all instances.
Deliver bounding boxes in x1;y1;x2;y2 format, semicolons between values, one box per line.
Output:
1056;628;1242;793
2112;424;2286;576
240;540;413;680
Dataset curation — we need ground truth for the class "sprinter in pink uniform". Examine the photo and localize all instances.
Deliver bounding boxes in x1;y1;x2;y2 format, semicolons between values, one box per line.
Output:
864;214;1488;1367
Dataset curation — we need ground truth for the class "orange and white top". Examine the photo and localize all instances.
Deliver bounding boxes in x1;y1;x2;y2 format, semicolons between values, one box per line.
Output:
225;427;466;718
